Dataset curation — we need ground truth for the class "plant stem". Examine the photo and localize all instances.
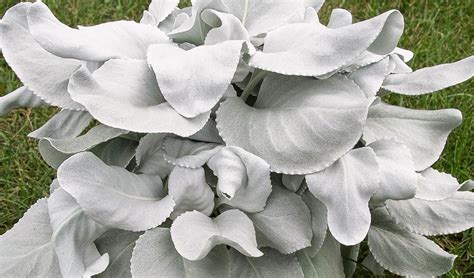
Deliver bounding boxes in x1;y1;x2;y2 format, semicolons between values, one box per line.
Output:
240;69;267;102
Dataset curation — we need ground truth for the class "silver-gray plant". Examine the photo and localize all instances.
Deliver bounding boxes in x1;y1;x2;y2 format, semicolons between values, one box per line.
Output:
0;0;473;277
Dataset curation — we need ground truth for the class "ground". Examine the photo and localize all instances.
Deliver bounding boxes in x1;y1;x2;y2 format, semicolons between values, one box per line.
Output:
0;0;472;276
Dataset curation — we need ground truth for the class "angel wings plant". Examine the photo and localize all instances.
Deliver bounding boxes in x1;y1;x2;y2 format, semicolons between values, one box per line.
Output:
0;0;473;277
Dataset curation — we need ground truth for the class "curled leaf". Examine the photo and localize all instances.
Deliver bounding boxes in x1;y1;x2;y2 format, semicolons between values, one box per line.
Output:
415;168;461;201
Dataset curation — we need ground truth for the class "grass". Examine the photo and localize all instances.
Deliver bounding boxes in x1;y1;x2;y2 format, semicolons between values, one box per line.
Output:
0;0;472;276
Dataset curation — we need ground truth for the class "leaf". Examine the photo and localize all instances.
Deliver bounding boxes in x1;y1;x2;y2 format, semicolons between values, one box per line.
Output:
414;168;461;201
296;234;345;278
163;137;222;168
368;139;417;203
92;137;138;168
168;166;215;218
147;41;242;118
170;210;262;260
460;179;474;191
209;147;272;213
0;198;61;277
28;2;170;61
0;3;83;109
248;186;311;254
306;147;380;246
361;253;385;275
48;189;109;277
201;9;249;45
135;134;173;178
368;208;456;276
363;100;462;171
221;0;305;37
95;229;141;278
68;59;210;136
29;109;92;140
0;86;46;116
349;57;391;98
327;8;352;28
58;152;175;231
230;247;304;278
248;10;403;76
216;74;370;174
281;175;304;192
131;228;230;277
301;191;328;257
147;0;179;24
386;192;474;236
341;244;360;278
382;56;474;95
188;119;225;144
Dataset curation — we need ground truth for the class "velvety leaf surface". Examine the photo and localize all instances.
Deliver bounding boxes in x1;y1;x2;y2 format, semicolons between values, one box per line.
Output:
0;86;46;116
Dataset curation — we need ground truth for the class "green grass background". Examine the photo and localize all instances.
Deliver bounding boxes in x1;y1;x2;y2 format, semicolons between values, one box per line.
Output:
0;0;472;276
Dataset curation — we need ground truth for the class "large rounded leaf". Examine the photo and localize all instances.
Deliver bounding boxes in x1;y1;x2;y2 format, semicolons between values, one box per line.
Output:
363;101;462;171
28;2;170;61
248;10;403;76
306;147;380;245
170;210;262;261
68;59;209;136
216;74;371;174
58;152;175;231
368;208;455;276
131;228;230;278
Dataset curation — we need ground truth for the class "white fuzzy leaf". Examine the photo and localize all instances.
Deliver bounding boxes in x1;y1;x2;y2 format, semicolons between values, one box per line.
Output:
249;186;312;254
92;137;138;168
0;3;83;110
68;59;210;136
368;139;417;203
147;41;242;118
301;191;328;256
163;137;222;168
48;189;109;277
148;0;180;24
217;74;370;174
29;109;92;140
382;56;474;95
135;134;173;178
0;86;46;116
202;9;249;45
460;180;474;191
306;147;380;245
95;229;141;278
168;166;215;218
221;0;305;37
188;119;225;144
349;57;391;98
327;8;352;28
209;147;272;213
0;199;61;277
296;234;345;278
281;175;304;192
28;2;170;61
58;152;175;231
170;210;262;260
131;227;230;278
415;168;461;201
368;208;456;276
230;247;304;278
363;100;462;171
386;192;474;236
249;10;403;76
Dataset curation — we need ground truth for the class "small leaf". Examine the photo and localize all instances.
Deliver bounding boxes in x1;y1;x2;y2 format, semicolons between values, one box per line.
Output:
382;56;474;95
147;41;242;118
209;146;272;213
170;210;262;261
147;0;179;24
29;109;92;140
216;74;371;174
230;248;304;278
296;234;345;278
95;229;141;278
164;137;222;168
0;86;46;116
415;168;460;201
306;147;380;245
168;166;215;218
68;59;210;136
281;175;304;192
368;208;456;276
202;9;249;45
363;100;462;171
248;186;312;254
131;228;230;278
327;8;352;28
349;57;391;98
135;134;173;178
386;191;474;236
58;152;175;231
28;2;170;61
301;191;328;257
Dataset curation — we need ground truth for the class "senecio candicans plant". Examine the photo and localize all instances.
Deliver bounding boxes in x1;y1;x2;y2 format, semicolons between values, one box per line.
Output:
0;0;473;277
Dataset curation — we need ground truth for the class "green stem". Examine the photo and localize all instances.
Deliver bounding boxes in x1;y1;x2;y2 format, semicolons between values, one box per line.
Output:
240;69;267;101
